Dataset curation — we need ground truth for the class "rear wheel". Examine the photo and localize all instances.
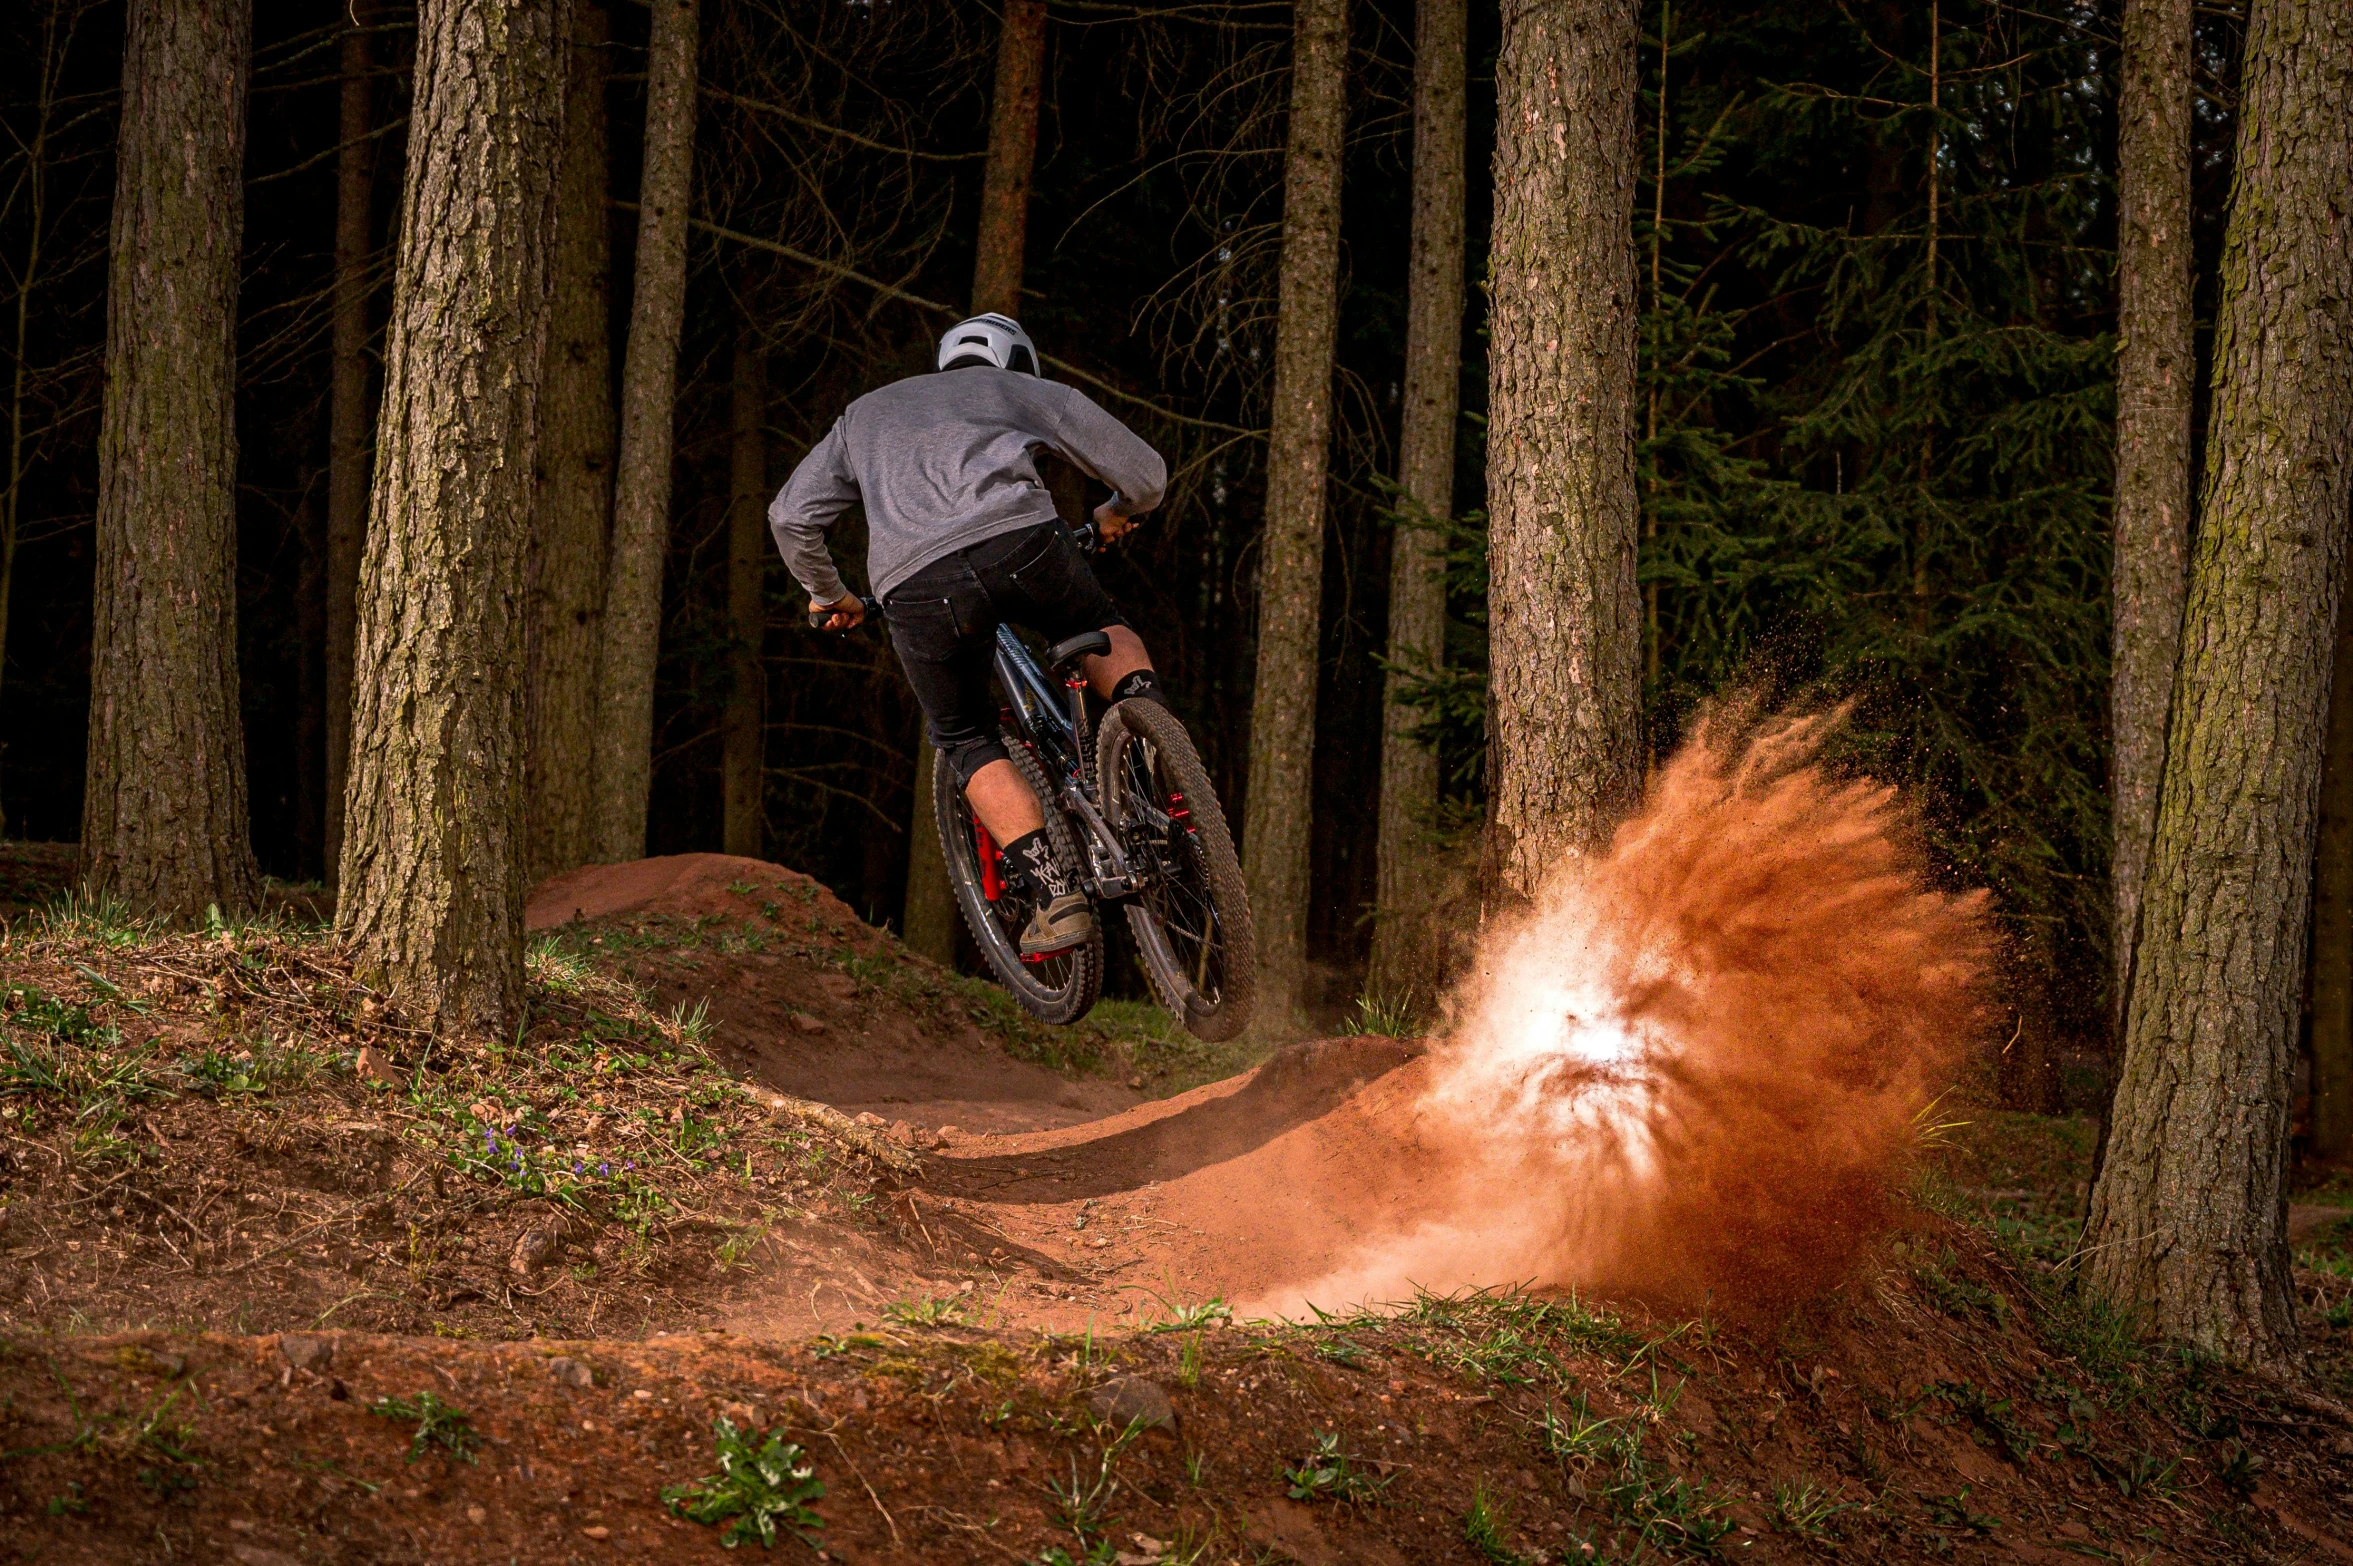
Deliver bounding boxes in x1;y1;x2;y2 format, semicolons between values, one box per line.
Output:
1097;698;1256;1041
933;730;1102;1025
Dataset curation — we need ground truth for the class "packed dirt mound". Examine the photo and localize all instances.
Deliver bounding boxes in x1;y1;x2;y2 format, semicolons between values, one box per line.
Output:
526;851;866;935
528;852;1141;1133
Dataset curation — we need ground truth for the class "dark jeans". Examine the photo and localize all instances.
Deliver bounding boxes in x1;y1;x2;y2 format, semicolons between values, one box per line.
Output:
883;521;1126;786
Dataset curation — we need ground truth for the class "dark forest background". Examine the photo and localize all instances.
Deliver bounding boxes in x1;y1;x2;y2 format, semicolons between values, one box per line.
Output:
0;0;2247;1047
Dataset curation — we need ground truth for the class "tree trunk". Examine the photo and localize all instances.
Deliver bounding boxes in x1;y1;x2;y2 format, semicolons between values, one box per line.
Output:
325;1;377;895
722;331;767;859
1241;0;1348;1029
526;0;614;881
2110;0;2197;1032
82;0;260;918
1367;0;1467;1002
591;0;697;863
904;0;1051;961
338;0;571;1038
2311;527;2353;1159
972;0;1045;320
2083;0;2353;1367
1483;0;1644;900
296;470;327;880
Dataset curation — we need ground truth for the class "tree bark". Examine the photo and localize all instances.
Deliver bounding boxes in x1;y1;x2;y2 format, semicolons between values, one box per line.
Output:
1367;0;1467;1001
2083;0;2353;1367
971;0;1045;320
2311;526;2353;1158
722;331;767;859
1483;0;1644;900
2111;0;2197;1031
338;0;571;1038
1241;0;1348;1029
324;1;377;895
591;0;697;863
526;0;614;880
82;0;260;918
904;0;1052;961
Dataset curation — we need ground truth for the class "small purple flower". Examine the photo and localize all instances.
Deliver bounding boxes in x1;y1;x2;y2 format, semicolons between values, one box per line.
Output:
599;1163;610;1176
484;1130;497;1155
572;1160;582;1176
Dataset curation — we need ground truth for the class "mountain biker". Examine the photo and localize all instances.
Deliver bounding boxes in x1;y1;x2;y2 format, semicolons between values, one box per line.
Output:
768;313;1171;960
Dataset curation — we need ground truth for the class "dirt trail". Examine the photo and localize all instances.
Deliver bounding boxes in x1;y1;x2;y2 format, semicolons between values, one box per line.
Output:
554;710;2008;1339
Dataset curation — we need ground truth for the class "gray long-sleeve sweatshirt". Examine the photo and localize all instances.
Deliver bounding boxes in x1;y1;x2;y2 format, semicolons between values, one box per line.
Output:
768;366;1168;604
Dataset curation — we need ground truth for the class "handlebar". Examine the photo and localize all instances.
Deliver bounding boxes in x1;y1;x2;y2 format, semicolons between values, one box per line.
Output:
803;517;1115;633
806;594;871;632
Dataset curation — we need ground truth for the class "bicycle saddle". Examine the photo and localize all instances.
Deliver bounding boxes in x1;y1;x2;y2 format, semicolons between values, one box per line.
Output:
1046;630;1112;674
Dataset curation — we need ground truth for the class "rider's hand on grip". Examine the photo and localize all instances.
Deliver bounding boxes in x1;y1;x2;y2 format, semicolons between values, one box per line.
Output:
807;593;868;633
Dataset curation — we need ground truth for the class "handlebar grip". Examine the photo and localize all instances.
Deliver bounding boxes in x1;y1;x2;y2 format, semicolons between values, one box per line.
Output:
806;595;871;632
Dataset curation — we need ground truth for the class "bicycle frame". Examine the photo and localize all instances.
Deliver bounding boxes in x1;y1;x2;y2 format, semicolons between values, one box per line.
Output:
988;624;1149;904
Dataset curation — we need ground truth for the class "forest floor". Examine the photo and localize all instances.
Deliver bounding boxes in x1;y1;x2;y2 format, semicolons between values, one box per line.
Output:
0;848;2350;1563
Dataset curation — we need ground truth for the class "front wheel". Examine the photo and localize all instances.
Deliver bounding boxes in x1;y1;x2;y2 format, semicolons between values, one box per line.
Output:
933;732;1102;1025
1097;699;1256;1041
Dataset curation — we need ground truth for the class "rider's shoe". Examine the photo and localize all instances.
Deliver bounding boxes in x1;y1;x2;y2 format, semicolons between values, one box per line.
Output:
1020;893;1095;957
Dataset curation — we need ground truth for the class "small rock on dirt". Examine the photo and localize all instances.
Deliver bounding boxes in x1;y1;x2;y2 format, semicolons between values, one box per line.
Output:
278;1334;333;1372
853;1111;886;1128
790;1012;827;1034
1087;1375;1176;1434
510;1221;569;1275
544;1356;595;1388
231;1547;302;1566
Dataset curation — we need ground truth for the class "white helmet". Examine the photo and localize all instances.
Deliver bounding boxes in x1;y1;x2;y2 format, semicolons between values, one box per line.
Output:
937;313;1039;375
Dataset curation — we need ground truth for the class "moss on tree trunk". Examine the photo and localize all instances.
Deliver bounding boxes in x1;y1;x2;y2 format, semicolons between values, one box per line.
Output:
338;0;572;1039
2084;0;2353;1367
82;0;260;919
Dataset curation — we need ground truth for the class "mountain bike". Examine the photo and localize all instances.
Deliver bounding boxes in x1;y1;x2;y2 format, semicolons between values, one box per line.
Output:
813;524;1256;1042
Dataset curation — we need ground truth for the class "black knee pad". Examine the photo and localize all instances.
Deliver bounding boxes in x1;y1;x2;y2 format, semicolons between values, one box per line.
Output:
942;734;1010;790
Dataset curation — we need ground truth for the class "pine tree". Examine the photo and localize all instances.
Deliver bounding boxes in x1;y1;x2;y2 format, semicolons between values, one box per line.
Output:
339;0;571;1037
2110;0;2196;1024
1368;0;1468;1001
324;0;377;890
1485;0;1644;898
82;0;260;918
2085;0;2353;1366
722;330;767;858
1242;0;1348;1026
592;0;697;863
526;0;616;880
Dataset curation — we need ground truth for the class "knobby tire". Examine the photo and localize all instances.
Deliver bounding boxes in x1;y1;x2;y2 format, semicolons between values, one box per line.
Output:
933;728;1103;1026
1097;698;1256;1042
